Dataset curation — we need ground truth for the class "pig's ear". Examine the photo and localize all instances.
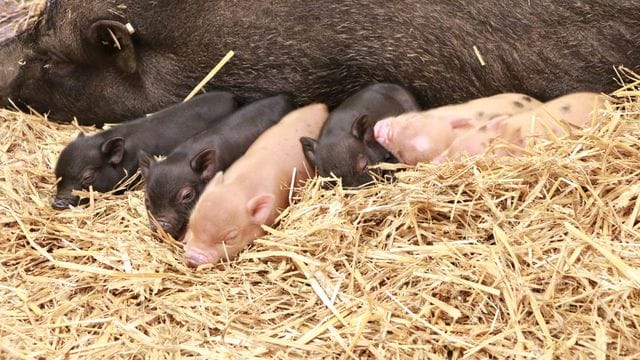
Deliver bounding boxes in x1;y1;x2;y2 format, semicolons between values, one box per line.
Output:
88;20;137;74
190;149;218;182
486;115;509;132
137;150;155;179
101;137;125;165
350;114;368;139
299;137;318;168
246;194;276;225
351;114;376;143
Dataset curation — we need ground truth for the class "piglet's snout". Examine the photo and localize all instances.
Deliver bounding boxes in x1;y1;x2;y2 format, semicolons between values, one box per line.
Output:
51;195;80;210
51;198;71;210
154;219;172;233
373;120;392;146
184;248;215;268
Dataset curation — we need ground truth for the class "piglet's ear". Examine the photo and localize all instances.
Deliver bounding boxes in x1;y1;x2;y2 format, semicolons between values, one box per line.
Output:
137;150;154;179
210;171;224;186
350;114;370;140
246;194;275;225
190;148;217;182
487;115;510;131
101;137;125;165
299;137;318;168
351;114;377;144
88;20;137;74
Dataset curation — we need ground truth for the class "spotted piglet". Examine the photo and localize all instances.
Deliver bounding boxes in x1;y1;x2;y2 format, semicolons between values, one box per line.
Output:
433;92;602;162
373;93;541;165
497;92;603;146
183;104;328;267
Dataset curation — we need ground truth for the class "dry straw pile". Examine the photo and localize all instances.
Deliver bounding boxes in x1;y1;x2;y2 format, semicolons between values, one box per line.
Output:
2;3;640;359
1;76;639;358
0;0;41;41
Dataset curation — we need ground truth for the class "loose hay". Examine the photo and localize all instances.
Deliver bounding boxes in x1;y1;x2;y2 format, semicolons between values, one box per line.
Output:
0;0;42;42
2;5;639;358
2;79;640;358
1;0;640;349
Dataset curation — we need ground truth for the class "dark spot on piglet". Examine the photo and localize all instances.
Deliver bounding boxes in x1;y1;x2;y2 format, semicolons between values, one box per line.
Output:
560;104;571;113
478;124;488;132
522;96;533;102
513;101;524;108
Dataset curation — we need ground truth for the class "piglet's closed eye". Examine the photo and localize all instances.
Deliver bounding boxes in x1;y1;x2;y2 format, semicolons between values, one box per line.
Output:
442;114;473;129
356;153;368;173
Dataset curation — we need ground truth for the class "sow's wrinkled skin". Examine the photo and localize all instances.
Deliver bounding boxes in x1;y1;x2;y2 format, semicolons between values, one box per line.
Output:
300;83;419;187
52;91;236;209
374;93;541;165
184;104;328;267
434;92;603;162
1;1;638;125
138;94;293;240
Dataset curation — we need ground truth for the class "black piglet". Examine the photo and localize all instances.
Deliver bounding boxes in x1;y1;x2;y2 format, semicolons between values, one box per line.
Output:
138;94;294;239
52;91;237;209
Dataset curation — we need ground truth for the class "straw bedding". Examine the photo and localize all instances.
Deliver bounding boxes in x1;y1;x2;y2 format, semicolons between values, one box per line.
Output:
1;84;639;359
0;0;41;42
2;4;640;360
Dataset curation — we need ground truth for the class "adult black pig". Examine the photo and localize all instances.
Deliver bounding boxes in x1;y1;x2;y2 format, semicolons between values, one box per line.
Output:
300;83;419;187
138;94;293;240
1;1;639;125
52;91;236;209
